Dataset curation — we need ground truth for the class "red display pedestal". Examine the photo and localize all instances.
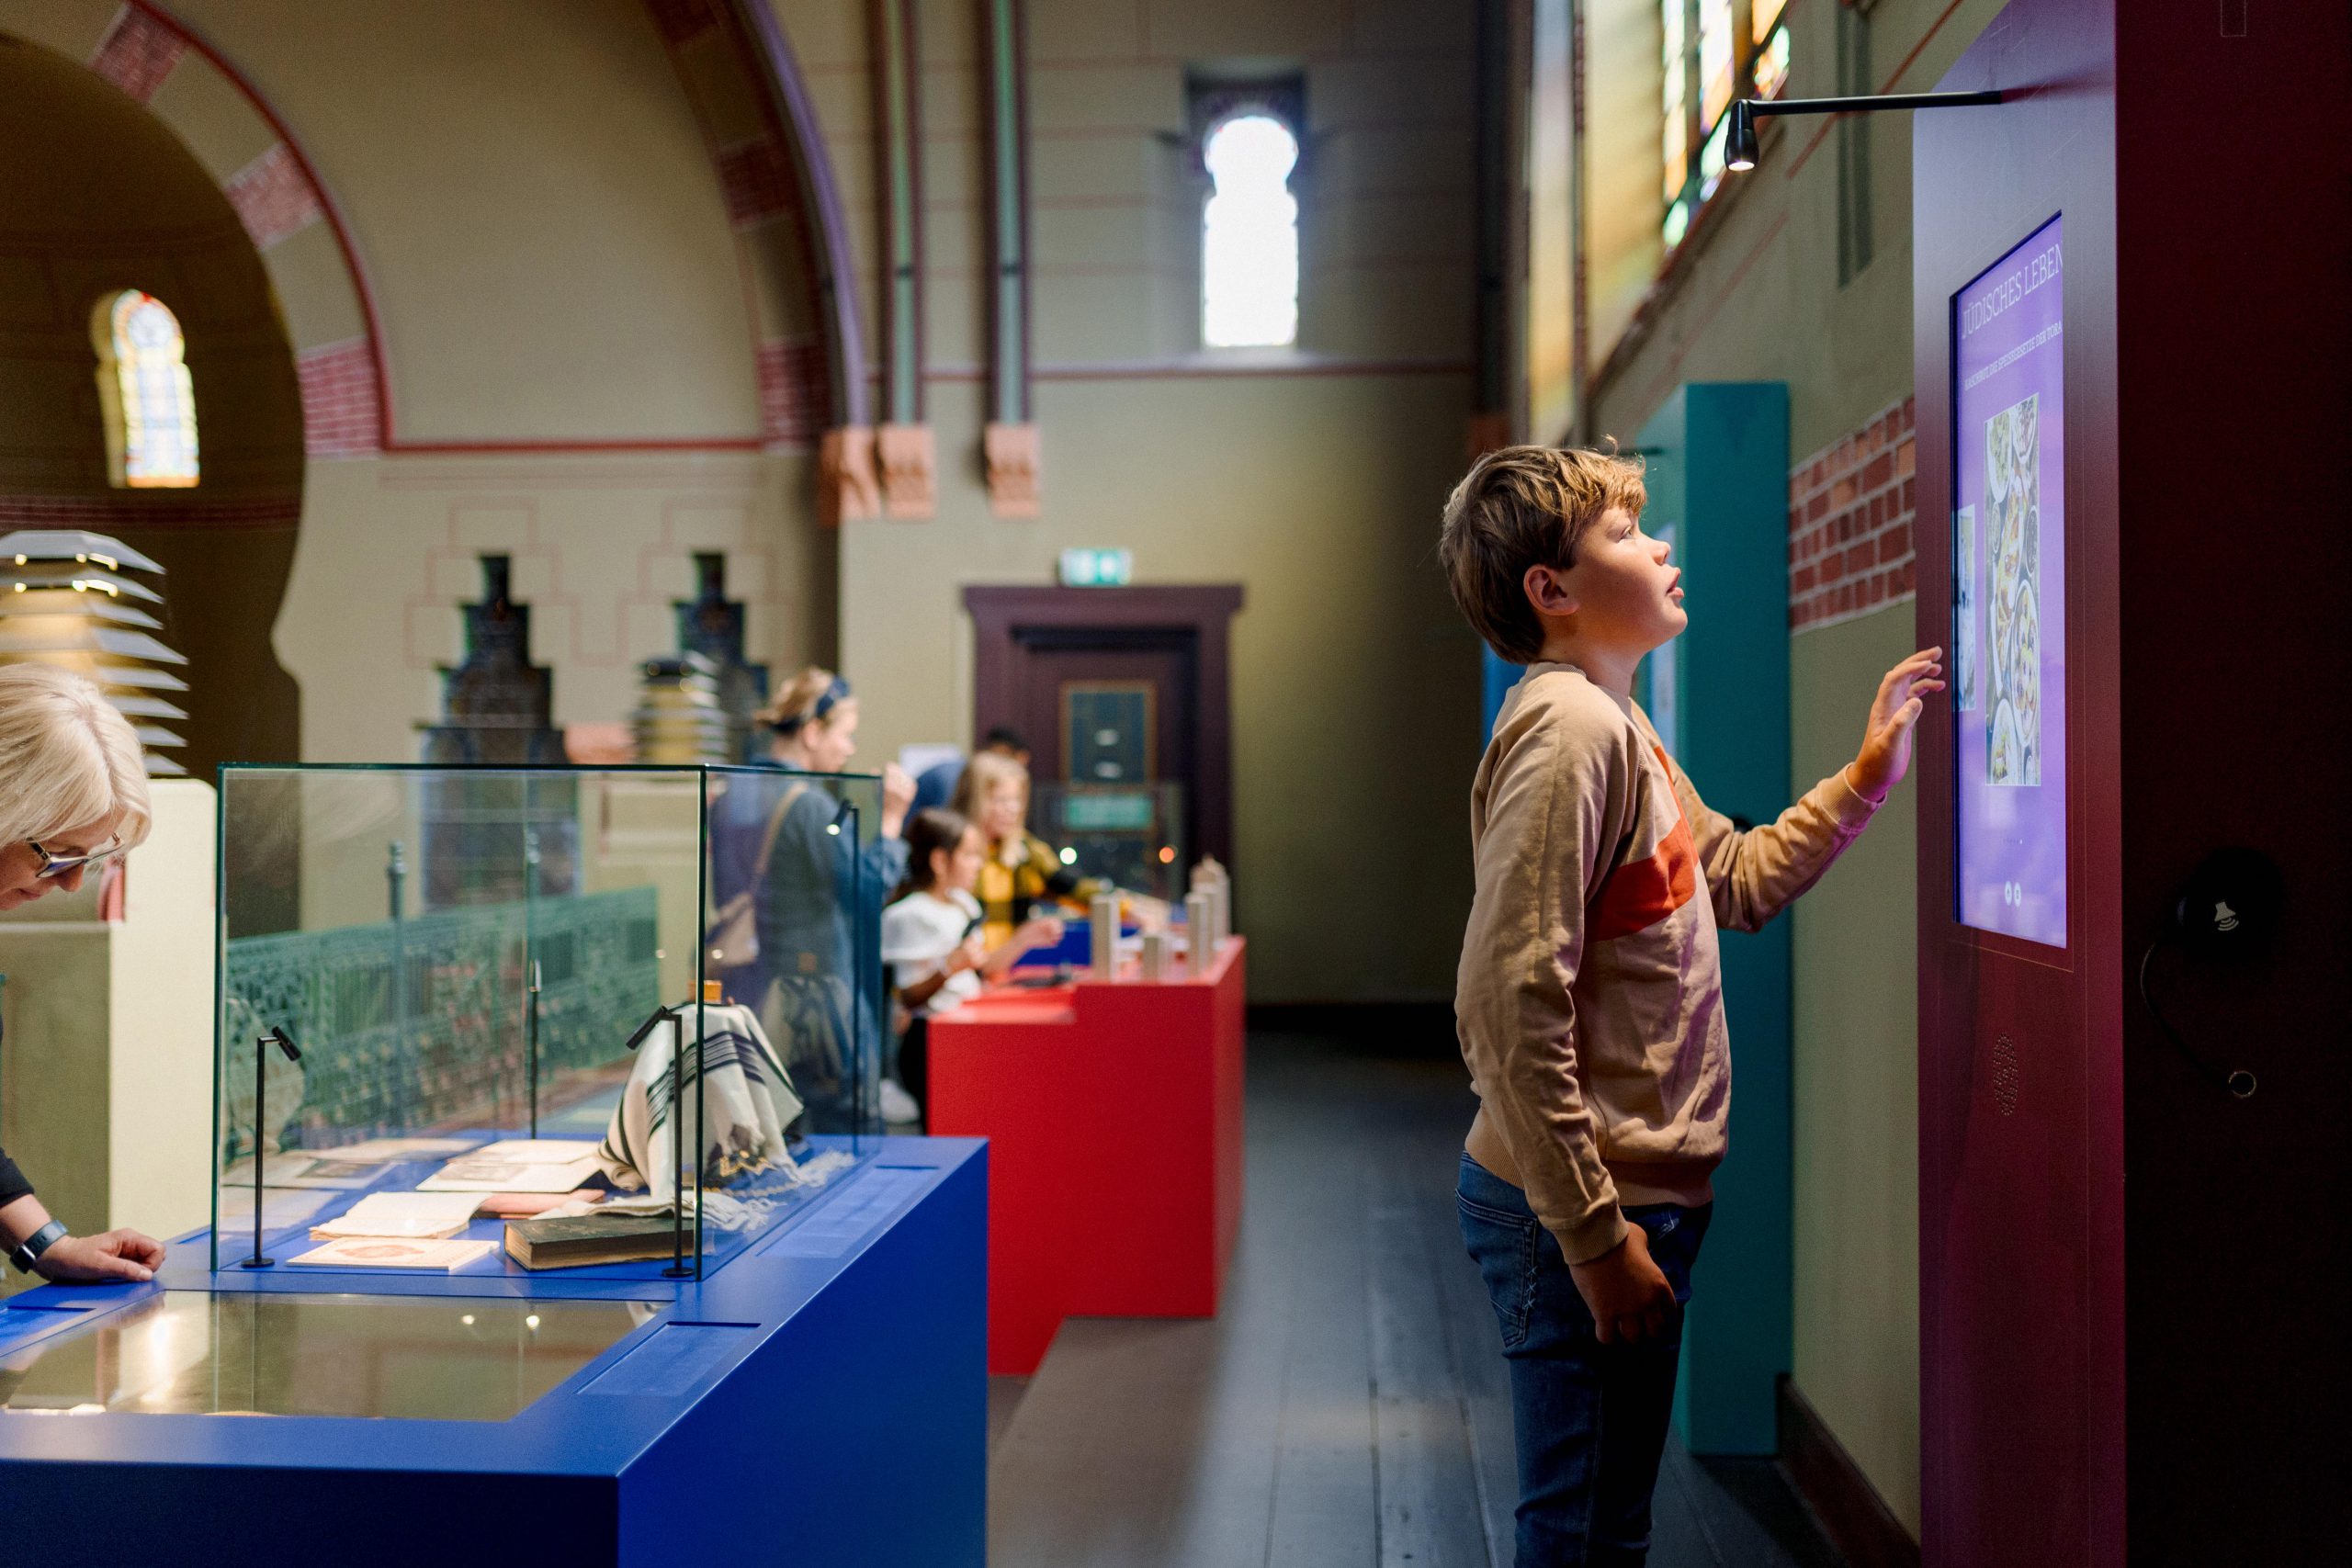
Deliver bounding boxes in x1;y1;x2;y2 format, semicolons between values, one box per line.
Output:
926;938;1246;1375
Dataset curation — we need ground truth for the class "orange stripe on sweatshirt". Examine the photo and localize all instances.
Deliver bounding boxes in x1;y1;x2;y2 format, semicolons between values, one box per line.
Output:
1589;750;1700;942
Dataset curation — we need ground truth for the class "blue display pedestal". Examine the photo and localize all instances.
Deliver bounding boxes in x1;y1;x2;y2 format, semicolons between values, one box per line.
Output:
1634;383;1793;1458
0;1137;986;1568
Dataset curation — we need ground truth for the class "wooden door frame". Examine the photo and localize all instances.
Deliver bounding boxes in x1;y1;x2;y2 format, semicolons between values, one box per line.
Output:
964;584;1243;871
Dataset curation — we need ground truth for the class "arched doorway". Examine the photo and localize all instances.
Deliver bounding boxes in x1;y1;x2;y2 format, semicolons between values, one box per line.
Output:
0;34;303;777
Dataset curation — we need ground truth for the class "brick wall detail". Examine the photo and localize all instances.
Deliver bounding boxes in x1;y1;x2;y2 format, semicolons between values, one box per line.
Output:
718;137;797;230
87;6;186;103
223;142;324;251
1789;398;1917;633
297;337;382;457
757;338;825;447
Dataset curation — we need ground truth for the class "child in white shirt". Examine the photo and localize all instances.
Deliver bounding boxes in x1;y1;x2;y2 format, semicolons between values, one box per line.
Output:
880;808;1064;1116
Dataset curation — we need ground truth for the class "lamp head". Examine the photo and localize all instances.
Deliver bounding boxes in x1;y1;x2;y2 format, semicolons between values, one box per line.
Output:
1727;99;1758;172
624;1002;677;1053
263;1025;300;1063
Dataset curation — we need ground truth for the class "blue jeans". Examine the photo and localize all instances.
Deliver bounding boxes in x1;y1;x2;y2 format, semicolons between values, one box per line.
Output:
1456;1154;1712;1567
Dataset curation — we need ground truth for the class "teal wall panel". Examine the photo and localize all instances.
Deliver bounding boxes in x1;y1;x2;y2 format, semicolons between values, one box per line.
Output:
1636;383;1792;1458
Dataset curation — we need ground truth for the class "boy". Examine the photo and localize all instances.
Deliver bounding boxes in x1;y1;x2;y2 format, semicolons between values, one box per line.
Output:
1438;446;1940;1565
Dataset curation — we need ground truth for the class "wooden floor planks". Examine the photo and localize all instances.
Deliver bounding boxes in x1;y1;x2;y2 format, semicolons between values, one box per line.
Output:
985;1029;1845;1568
1367;1151;1492;1567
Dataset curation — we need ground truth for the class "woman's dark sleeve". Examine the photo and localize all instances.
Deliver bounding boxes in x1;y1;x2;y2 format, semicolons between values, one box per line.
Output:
0;1146;32;1207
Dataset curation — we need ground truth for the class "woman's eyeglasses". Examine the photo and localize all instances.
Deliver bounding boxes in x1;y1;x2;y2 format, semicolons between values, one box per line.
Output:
26;839;125;880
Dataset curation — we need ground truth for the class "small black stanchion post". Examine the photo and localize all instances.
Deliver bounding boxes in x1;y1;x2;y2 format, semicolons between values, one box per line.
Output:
526;960;542;1139
241;1026;302;1269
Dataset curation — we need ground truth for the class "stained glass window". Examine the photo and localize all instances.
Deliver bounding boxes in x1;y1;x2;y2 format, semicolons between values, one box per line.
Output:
1660;1;1688;208
1660;2;1794;254
96;291;198;489
1201;115;1300;349
1699;1;1735;133
1754;24;1792;99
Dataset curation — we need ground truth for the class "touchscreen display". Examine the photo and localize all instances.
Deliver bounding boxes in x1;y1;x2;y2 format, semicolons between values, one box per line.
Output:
1951;215;2066;946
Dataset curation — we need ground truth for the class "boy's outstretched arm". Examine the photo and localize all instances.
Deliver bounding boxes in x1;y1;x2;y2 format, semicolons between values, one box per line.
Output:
1673;649;1945;932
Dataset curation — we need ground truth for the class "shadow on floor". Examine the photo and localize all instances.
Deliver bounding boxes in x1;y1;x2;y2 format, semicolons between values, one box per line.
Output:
984;1028;1849;1568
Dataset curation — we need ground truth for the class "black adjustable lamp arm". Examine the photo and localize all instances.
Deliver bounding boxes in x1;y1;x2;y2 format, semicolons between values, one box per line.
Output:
1746;89;2005;118
1729;89;2005;171
623;1002;679;1055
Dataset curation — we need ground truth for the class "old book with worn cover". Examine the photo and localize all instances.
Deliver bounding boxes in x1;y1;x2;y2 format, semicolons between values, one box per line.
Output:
503;1212;686;1270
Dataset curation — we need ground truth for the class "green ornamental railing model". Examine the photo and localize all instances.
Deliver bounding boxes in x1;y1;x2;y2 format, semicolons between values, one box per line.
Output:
218;886;661;1159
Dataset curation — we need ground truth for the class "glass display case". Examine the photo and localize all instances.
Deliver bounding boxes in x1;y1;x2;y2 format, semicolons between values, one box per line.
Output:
1027;781;1188;904
0;1292;647;1419
210;764;895;1281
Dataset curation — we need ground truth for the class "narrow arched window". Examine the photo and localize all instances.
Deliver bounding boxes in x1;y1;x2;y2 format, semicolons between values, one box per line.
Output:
1201;114;1300;349
94;290;199;489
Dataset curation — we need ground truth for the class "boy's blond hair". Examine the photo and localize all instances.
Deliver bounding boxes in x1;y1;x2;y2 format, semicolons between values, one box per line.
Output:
1437;444;1647;663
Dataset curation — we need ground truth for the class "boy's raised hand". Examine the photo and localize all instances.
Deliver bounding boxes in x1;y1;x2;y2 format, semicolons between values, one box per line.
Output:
1848;648;1947;804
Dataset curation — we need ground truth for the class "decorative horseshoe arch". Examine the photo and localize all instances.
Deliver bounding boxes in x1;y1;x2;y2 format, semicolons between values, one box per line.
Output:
0;1;388;457
1;0;868;474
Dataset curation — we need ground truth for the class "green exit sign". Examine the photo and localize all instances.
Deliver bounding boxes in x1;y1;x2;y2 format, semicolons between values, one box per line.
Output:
1057;547;1133;587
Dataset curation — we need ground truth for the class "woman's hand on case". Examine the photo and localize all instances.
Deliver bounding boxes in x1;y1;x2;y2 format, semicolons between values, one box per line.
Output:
35;1227;164;1284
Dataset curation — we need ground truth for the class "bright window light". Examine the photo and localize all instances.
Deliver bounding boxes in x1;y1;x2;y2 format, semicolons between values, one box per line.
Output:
95;290;199;489
1201;114;1300;349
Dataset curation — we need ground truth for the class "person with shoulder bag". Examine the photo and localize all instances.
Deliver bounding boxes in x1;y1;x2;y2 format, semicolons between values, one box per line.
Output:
738;669;917;1125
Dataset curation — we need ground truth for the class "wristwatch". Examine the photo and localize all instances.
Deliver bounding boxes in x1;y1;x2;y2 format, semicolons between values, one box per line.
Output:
8;1220;69;1274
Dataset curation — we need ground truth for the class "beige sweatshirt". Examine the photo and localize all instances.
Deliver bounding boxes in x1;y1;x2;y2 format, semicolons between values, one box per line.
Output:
1457;662;1880;1265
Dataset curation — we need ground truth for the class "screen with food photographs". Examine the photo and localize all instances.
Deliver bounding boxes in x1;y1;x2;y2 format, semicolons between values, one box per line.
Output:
1951;215;2066;946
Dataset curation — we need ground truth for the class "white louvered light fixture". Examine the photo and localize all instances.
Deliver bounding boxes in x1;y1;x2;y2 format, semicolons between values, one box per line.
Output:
0;528;187;774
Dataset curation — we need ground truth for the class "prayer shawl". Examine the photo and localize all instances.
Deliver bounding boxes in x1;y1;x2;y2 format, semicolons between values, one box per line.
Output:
596;1001;806;1201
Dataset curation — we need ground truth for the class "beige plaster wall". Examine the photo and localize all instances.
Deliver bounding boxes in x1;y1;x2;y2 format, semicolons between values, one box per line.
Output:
167;0;763;443
1789;604;1922;1525
1577;0;2015;1534
281;450;829;764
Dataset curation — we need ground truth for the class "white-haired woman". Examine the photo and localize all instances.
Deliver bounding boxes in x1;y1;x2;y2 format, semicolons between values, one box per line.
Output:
0;665;166;1284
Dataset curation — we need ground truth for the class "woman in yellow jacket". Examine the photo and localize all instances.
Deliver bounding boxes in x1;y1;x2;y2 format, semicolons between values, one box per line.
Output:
949;750;1101;947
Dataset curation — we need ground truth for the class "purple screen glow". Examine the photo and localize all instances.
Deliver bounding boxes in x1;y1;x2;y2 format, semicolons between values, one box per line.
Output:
1951;215;2066;946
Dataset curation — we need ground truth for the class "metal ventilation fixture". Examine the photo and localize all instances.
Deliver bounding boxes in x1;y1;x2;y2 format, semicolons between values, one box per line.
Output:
0;529;187;775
